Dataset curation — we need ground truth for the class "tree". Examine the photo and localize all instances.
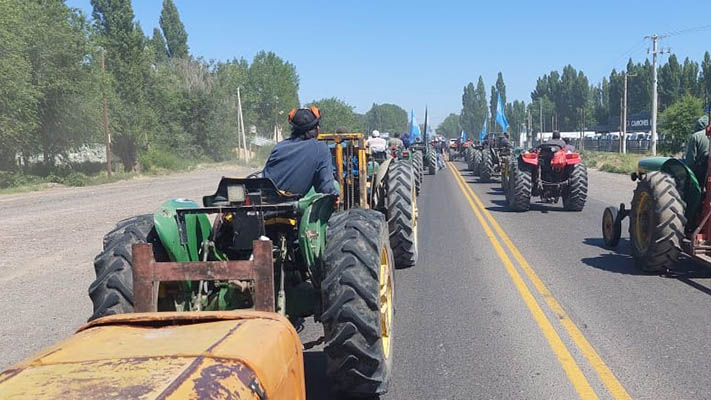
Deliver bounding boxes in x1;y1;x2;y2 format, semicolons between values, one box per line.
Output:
91;0;156;171
701;51;711;97
681;57;700;97
659;95;703;152
159;0;188;59
247;51;300;136
149;27;168;63
437;113;461;138
308;97;365;133
364;103;407;134
659;55;681;111
0;0;39;169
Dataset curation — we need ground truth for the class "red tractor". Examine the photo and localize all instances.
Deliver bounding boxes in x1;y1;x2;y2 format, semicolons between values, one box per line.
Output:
506;143;588;212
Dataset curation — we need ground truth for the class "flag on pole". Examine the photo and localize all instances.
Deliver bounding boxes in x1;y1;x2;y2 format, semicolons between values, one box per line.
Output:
496;93;509;132
423;107;429;143
409;110;421;140
460;130;466;142
479;118;487;140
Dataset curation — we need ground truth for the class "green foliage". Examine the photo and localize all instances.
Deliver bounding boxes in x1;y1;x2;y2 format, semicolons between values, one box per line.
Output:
659;95;703;152
582;151;644;174
159;0;188;59
150;27;169;63
140;147;193;171
308;98;365;133
365;103;407;134
460;76;488;139
437;113;461;138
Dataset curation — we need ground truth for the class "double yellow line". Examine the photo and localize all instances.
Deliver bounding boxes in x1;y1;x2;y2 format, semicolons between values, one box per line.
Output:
448;162;631;400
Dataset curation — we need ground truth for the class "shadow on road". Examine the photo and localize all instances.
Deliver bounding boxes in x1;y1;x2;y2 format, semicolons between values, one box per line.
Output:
582;237;711;297
486;199;558;214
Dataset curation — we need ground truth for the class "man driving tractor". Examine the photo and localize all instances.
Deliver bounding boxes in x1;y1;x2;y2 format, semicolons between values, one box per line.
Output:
263;106;339;196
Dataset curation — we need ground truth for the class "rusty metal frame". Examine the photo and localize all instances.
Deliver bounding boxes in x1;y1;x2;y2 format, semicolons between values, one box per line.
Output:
132;240;275;313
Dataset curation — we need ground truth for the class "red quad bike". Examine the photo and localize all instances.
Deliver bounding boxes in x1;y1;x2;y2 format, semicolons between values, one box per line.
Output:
506;144;588;212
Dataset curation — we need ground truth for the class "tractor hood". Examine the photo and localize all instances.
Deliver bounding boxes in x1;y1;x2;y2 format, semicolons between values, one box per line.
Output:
0;311;305;400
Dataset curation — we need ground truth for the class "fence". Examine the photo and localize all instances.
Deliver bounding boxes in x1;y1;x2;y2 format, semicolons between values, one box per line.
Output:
530;138;663;154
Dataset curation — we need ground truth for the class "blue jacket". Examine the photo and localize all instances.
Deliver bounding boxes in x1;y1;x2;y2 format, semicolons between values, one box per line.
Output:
263;137;338;196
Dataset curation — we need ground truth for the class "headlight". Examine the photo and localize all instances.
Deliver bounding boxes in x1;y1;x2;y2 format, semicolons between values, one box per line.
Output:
227;184;246;203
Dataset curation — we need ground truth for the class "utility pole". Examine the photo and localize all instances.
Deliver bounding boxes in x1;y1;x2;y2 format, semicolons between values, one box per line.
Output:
621;72;637;154
100;49;111;177
236;87;249;165
645;34;667;155
620;97;624;153
539;100;543;143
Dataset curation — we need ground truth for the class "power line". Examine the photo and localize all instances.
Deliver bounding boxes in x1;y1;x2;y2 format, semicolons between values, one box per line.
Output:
662;24;711;38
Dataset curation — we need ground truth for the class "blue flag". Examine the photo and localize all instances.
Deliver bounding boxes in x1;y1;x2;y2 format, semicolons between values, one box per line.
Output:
479;118;487;140
409;110;421;140
496;93;509;132
460;130;466;141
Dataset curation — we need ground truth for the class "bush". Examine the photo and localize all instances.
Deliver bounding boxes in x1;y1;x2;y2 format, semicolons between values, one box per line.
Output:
140;148;193;172
62;172;89;187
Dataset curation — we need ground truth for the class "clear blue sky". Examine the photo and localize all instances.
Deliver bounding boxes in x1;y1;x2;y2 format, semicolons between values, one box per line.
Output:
68;0;711;126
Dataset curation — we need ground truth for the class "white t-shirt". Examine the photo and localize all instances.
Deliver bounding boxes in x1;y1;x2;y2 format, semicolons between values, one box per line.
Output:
367;137;387;152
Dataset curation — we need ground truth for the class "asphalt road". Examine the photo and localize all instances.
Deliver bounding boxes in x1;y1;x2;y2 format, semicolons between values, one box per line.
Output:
3;162;711;399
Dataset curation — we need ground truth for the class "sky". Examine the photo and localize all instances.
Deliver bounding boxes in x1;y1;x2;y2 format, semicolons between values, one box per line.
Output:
67;0;711;127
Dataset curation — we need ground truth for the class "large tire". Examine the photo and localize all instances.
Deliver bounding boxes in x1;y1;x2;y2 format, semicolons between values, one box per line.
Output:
480;149;494;182
428;151;437;175
89;215;168;321
509;161;532;212
563;162;588;211
470;149;482;176
464;146;472;163
386;160;418;268
322;209;395;397
412;151;423;196
629;171;686;273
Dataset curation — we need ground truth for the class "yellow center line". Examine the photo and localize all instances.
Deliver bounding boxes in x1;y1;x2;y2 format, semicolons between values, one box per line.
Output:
447;164;598;399
449;162;632;400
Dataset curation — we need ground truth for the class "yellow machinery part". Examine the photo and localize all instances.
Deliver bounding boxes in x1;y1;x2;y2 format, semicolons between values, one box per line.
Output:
0;311;305;400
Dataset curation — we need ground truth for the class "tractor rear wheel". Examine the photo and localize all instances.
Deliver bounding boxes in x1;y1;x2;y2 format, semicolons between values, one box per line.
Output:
509;161;532;212
470;149;482;176
322;208;394;397
412;151;423;196
563;163;588;211
386;160;418;268
480;149;494;182
428;151;437;175
464;146;472;163
89;215;168;321
629;171;686;273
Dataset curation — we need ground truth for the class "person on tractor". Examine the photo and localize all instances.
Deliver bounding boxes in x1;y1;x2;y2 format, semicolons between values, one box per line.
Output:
547;130;566;149
563;137;576;152
263;106;339;196
402;131;411;148
685;115;710;183
389;132;404;148
498;132;512;148
367;130;387;152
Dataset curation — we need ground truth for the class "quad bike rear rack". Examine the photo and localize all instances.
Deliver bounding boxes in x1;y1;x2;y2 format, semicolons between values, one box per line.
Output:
132;239;275;312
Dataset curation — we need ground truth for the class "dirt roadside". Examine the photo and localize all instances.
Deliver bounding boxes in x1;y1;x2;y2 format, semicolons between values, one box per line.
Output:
0;165;252;369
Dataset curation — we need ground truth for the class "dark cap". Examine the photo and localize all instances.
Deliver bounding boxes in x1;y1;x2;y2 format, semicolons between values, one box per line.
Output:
290;109;320;135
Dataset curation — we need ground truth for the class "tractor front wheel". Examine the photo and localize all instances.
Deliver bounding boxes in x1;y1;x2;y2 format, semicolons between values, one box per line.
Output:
89;215;169;321
322;209;394;397
629;171;686;273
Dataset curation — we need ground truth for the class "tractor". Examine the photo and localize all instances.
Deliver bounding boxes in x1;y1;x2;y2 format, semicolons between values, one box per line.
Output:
601;155;707;273
390;143;423;196
319;133;419;268
411;140;438;175
477;133;512;183
506;143;588;212
79;132;409;398
468;143;483;175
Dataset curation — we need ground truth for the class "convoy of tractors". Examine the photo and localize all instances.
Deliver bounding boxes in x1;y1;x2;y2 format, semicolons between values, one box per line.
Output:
4;120;711;399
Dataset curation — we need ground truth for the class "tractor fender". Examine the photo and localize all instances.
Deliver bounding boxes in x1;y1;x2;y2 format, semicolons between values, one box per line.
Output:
373;157;393;208
153;199;212;262
297;191;335;283
520;151;538;166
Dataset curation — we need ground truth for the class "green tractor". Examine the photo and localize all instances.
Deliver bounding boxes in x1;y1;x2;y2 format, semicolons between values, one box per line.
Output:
89;133;402;397
411;141;437;175
602;156;705;273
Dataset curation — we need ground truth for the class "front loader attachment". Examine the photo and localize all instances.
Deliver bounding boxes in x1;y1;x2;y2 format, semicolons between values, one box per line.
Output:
0;311;305;400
